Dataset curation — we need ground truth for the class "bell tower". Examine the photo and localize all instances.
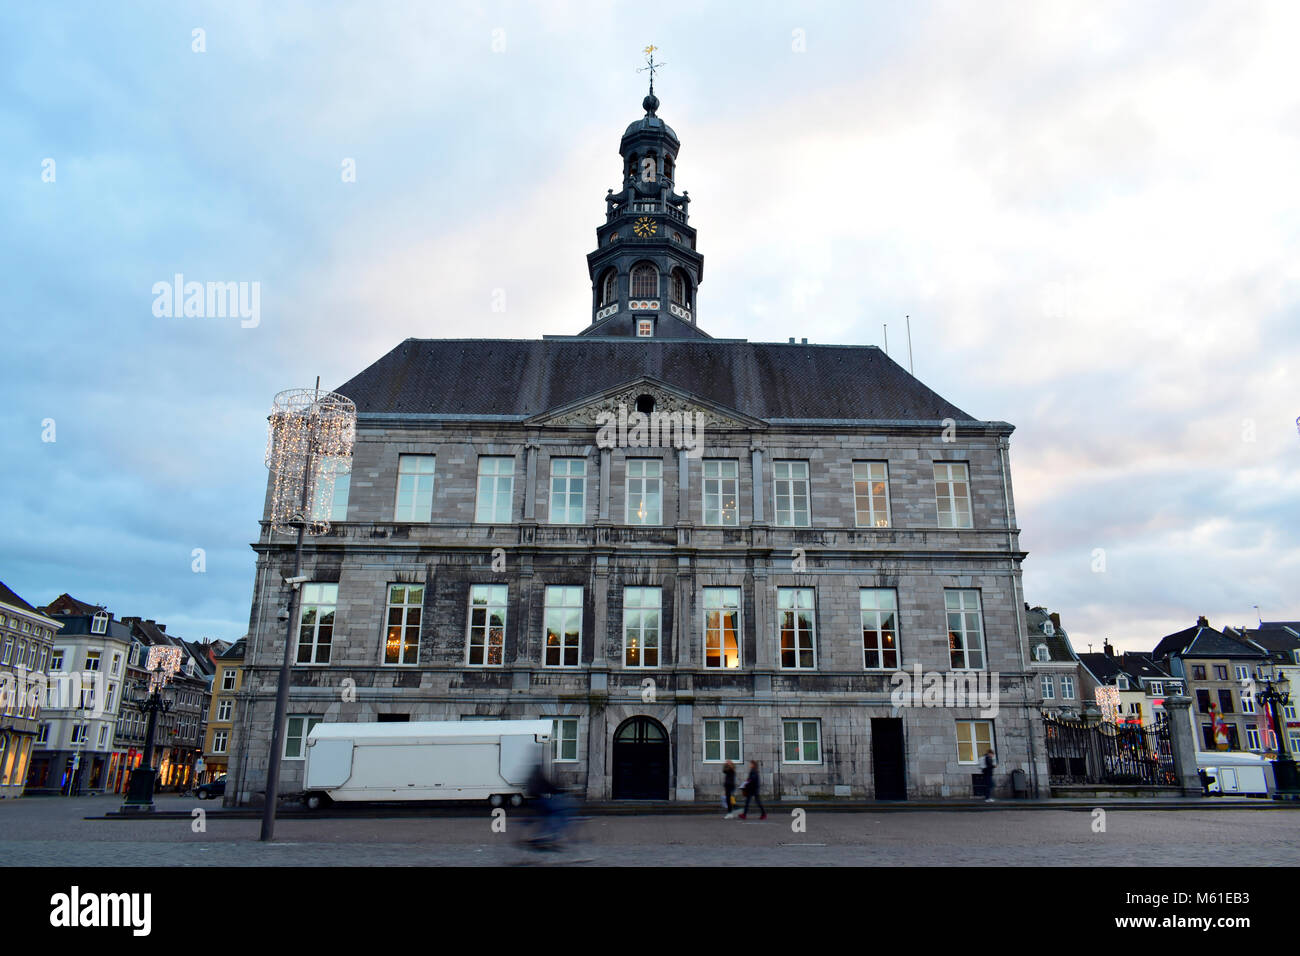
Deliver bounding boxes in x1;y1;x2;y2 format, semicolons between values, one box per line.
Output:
583;47;705;338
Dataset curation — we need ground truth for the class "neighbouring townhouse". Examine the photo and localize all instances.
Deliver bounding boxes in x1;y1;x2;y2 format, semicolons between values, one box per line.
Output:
1077;642;1180;730
203;638;245;783
0;581;62;798
1224;622;1300;756
1024;605;1086;718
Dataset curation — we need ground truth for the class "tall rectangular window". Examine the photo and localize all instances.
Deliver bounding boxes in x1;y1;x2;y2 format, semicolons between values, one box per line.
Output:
549;459;586;524
933;462;973;529
956;720;994;764
212;730;229;754
703;718;742;762
703;588;741;669
623;587;661;668
394;455;436;522
860;589;899;669
384;584;424;665
221;668;235;691
782;719;821;763
476;457;515;523
216;699;233;721
773;460;810;527
946;589;985;669
550;717;579;762
313;460;351;523
85;650;101;671
466;585;508;667
778;588;816;670
296;584;338;665
625;459;662;525
852;461;891;528
284;715;322;759
1061;675;1075;699
702;459;739;526
543;586;583;668
1041;675;1055;700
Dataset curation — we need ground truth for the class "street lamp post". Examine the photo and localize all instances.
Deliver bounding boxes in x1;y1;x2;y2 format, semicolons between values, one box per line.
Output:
1255;672;1298;797
121;648;182;813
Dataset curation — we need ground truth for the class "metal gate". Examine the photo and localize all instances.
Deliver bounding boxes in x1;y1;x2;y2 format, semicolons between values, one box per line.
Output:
1044;715;1176;786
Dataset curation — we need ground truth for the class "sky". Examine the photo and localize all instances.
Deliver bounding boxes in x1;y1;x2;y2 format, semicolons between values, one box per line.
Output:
1;0;1297;652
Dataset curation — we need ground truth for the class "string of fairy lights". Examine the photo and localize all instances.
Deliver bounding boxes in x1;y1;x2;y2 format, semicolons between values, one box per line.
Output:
264;387;357;536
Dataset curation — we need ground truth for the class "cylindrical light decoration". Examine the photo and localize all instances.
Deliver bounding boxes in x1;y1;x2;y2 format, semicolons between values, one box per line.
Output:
265;387;357;535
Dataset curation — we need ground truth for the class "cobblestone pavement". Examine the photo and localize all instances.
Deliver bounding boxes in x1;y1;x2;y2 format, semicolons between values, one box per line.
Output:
1;795;1296;866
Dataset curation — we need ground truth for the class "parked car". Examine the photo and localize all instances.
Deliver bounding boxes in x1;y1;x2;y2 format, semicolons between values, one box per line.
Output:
195;776;226;799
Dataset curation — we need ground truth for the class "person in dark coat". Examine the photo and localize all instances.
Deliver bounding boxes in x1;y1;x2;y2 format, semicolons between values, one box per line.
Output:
722;760;737;818
982;749;996;802
738;760;766;820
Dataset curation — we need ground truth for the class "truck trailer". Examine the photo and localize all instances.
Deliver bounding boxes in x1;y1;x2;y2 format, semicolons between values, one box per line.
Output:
301;719;552;809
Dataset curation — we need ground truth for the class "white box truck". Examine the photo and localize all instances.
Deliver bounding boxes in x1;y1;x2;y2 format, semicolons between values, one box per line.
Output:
301;719;552;810
1196;750;1272;796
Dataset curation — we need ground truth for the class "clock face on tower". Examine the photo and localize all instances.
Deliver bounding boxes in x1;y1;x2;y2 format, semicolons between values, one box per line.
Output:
633;216;656;238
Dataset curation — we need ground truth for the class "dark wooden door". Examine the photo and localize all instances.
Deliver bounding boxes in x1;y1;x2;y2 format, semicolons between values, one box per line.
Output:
612;717;670;799
871;717;907;800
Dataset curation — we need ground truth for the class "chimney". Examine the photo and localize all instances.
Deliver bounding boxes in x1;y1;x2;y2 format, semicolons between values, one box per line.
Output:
801;338;808;344
1196;615;1209;628
788;337;795;344
1049;612;1062;631
1103;639;1114;658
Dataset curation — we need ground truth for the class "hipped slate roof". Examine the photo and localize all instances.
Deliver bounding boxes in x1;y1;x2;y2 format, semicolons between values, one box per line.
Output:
0;580;40;615
335;338;986;424
1153;622;1268;662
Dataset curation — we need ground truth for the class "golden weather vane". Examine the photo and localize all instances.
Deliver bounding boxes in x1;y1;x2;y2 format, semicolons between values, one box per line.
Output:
638;45;666;95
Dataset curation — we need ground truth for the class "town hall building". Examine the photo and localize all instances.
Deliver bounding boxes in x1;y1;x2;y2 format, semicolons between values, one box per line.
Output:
227;84;1047;805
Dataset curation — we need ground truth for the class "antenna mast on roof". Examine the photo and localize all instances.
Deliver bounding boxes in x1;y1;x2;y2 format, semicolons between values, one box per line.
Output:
883;323;888;356
906;314;914;376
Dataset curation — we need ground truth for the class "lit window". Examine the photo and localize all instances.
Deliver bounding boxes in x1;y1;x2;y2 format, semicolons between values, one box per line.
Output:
383;585;424;666
296;584;338;665
394;455;435;522
623;587;661;668
466;585;508;667
549;459;586;524
475;457;515;523
703;718;742;762
946;589;985;669
852;462;890;527
637;319;654;337
860;589;899;670
703;588;741;669
956;720;994;764
933;462;973;529
783;719;821;763
778;588;816;670
626;459;662;525
702;459;739;526
543;586;583;668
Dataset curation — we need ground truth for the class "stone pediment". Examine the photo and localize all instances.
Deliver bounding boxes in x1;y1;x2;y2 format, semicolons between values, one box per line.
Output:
529;378;764;430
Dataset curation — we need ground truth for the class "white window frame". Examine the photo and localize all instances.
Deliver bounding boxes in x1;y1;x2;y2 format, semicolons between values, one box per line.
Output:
1235;665;1249;681
625;458;663;525
945;589;985;670
772;460;810;527
71;723;88;745
859;588;899;670
36;724;49;745
777;588;816;670
295;583;338;666
216;698;233;721
284;715;322;759
549;717;579;762
933;461;973;529
84;650;101;671
466;584;508;667
90;612;108;635
543;586;583;668
96;725;108;748
475;456;515;524
1061;675;1076;700
212;730;229;754
394;455;436;522
1041;674;1055;700
782;718;822;764
702;587;741;670
636;318;654;337
221;668;236;691
548;458;587;525
703;718;742;763
384;584;425;666
623;587;661;668
701;459;739;526
957;719;995;764
852;461;891;528
1246;727;1262;751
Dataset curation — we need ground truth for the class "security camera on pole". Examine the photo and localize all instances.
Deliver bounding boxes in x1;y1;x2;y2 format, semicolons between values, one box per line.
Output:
259;381;356;842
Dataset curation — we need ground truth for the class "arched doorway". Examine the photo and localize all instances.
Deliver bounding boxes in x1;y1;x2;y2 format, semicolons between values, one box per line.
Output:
612;716;670;799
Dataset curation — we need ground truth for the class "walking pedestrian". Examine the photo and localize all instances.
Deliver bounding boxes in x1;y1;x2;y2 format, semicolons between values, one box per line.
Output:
722;760;737;818
982;749;996;802
738;760;766;820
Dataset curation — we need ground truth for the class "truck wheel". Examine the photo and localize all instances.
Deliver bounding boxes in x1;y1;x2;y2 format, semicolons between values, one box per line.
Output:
304;793;325;811
509;794;524;808
488;794;504;808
